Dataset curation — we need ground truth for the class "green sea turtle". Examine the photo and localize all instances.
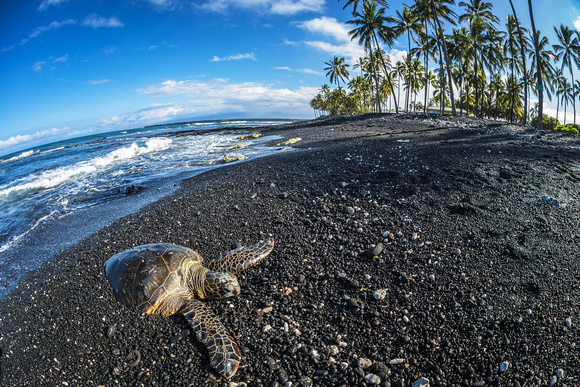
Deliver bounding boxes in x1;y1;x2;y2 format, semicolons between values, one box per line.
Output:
104;238;274;379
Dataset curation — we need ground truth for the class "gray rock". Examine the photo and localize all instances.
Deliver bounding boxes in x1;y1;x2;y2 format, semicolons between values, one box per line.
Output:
412;377;430;387
364;373;381;385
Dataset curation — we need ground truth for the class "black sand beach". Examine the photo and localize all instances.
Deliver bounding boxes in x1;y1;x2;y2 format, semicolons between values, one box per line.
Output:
1;114;579;386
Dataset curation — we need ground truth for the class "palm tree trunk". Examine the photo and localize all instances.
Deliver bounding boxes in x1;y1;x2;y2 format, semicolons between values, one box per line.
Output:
528;0;543;129
508;0;528;125
430;0;456;116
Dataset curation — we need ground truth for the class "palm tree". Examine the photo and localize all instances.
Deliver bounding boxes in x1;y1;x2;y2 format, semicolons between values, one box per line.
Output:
324;56;350;90
459;0;499;117
429;0;456;115
348;0;399;113
507;0;529;124
554;69;566;122
528;0;543;128
393;5;422;112
560;79;573;125
552;24;580;124
411;0;457;113
340;0;389;16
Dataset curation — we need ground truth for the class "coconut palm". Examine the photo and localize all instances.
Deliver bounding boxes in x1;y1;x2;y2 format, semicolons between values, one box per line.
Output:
348;0;399;113
507;0;529;124
429;0;456;115
324;56;350;90
411;0;457;113
393;5;422;112
552;24;580;124
340;0;390;16
527;0;543;128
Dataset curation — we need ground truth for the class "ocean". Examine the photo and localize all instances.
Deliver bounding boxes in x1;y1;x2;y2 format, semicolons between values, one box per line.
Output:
0;120;293;299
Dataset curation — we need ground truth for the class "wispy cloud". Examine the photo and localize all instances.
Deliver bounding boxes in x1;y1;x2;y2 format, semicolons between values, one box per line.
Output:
274;66;322;75
196;0;324;15
0;127;69;152
2;18;77;52
53;54;69;63
37;0;70;11
211;52;256;62
82;14;124;28
146;0;175;9
86;79;111;85
32;61;47;72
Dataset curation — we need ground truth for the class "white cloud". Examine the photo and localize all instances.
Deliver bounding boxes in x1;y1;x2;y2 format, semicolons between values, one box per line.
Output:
211;53;256;62
575;16;580;31
86;79;111;85
135;79;317;118
196;0;324;15
37;0;70;11
146;0;174;8
0;128;68;152
100;104;193;128
82;14;124;28
284;39;300;46
274;66;293;71
297;17;365;63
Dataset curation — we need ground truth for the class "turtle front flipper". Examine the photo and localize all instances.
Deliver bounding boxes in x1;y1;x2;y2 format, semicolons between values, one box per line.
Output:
207;238;274;274
181;300;241;379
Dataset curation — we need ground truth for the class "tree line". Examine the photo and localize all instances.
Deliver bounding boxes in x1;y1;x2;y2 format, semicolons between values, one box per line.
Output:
310;0;580;131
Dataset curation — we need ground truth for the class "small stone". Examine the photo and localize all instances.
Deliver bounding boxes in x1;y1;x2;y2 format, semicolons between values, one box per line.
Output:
373;289;387;300
263;324;273;333
389;358;405;365
551;376;558;386
557;369;564;378
346;206;356;215
296;376;313;387
368;243;384;257
330;345;339;355
412;377;430;387
106;325;116;338
357;228;363;233
279;192;289;199
500;361;509;372
262;306;273;313
358;358;373;368
364;374;381;385
428;274;435;281
565;317;572;329
338;341;347;348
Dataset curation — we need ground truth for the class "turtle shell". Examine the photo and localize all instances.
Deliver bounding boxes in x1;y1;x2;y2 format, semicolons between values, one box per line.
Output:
104;243;202;314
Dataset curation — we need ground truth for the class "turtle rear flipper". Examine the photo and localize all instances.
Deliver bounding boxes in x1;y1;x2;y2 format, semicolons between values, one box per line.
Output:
182;300;241;378
207;238;274;274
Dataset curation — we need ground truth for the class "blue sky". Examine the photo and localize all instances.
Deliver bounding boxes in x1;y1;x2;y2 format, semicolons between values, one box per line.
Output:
1;0;580;155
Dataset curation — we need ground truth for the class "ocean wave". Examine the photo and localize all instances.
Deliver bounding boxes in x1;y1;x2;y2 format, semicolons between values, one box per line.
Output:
0;138;172;197
2;150;36;163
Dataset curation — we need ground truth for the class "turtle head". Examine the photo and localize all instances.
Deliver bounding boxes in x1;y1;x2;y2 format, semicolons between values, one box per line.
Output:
202;271;240;300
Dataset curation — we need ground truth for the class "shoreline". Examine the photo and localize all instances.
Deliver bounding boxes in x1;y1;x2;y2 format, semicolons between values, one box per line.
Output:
1;113;579;386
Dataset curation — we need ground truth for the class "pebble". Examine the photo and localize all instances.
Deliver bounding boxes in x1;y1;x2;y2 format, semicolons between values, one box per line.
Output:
373;289;387;300
428;274;435;281
358;358;373;368
106;325;116;338
389;358;405;365
557;368;564;378
551;375;558;386
565;317;572;328
364;373;381;385
263;325;273;333
500;361;509;372
412;377;430;387
368;243;384;257
296;376;313;387
346;206;356;214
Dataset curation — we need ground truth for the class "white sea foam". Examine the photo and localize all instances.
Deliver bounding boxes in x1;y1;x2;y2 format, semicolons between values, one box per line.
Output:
3;150;35;162
0;138;172;197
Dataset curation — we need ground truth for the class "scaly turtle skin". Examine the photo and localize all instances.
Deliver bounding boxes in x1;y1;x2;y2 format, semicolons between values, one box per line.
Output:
104;238;274;379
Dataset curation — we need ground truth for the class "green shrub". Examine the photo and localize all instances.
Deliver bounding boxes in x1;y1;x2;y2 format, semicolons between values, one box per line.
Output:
554;124;580;136
530;114;559;131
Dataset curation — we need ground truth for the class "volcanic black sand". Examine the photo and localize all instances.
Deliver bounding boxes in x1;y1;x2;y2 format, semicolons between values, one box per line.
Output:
1;114;579;387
